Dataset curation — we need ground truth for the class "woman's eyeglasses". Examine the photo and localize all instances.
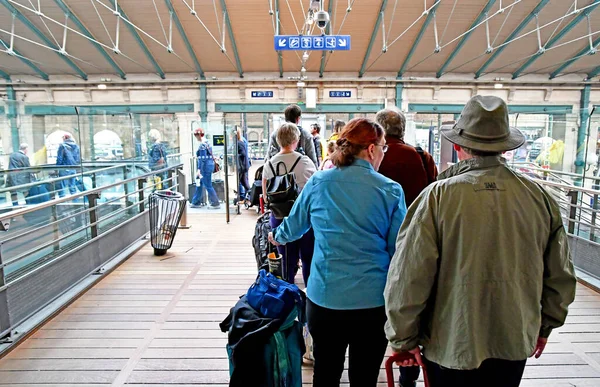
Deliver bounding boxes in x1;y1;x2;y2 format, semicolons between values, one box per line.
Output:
374;144;389;153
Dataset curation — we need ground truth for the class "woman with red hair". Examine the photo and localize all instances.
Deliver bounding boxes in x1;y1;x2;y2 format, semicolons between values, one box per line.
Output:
269;118;407;386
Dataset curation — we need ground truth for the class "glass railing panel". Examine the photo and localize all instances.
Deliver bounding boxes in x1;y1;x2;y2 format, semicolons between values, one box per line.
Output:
1;195;92;281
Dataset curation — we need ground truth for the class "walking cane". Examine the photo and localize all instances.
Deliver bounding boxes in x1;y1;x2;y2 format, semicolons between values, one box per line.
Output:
386;352;430;387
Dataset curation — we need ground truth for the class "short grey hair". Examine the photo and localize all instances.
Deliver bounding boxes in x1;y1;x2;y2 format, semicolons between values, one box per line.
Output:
375;108;406;139
19;143;28;151
276;123;300;148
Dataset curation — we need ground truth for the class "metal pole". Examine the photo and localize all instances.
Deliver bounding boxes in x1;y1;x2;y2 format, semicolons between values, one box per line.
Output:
138;178;145;214
568;190;579;235
0;243;10;342
177;170;190;229
52;205;60;252
592;193;598;241
87;192;100;239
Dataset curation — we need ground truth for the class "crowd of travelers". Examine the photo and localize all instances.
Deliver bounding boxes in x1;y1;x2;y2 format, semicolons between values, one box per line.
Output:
249;96;577;387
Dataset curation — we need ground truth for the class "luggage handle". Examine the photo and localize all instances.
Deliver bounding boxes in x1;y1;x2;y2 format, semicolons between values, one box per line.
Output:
385;352;429;387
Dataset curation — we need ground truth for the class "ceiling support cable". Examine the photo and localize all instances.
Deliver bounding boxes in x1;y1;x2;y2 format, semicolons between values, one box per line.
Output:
90;0;115;47
535;14;544;53
433;11;440;52
61;13;68;54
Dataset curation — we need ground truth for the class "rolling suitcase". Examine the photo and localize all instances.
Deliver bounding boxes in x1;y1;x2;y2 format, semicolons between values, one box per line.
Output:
386;352;429;387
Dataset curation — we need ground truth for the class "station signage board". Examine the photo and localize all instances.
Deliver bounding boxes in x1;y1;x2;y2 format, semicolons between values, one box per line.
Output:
329;91;352;98
251;91;274;98
274;35;351;51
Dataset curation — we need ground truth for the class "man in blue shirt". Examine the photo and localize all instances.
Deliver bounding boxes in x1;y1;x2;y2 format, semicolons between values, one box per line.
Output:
56;134;81;197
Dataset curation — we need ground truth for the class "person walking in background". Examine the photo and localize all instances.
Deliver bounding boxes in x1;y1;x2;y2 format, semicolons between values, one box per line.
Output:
269;118;407;387
328;120;345;143
147;129;169;190
319;141;336;170
384;96;577;387
190;128;220;209
236;128;251;204
7;143;32;206
376;108;438;208
262;123;316;285
56;134;81;197
310;123;324;166
267;104;318;168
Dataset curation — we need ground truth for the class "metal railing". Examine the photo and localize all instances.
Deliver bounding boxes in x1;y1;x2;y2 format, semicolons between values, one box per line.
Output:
0;163;186;340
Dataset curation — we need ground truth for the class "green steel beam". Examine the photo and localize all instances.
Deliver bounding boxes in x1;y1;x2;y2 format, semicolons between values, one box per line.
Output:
0;69;9;81
0;38;47;80
550;36;600;79
576;85;591;174
397;2;441;78
200;84;208;122
437;0;497;78
109;0;165;79
25;104;194;115
319;0;334;78
358;0;388;78
475;0;550;79
587;65;600;80
395;83;403;108
6;86;19;152
164;0;204;79
220;0;244;78
408;103;573;114
0;0;87;80
276;0;283;78
53;0;126;80
512;1;600;79
215;103;384;113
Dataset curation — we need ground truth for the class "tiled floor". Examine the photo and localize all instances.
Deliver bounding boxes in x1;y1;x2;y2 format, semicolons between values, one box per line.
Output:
1;210;600;386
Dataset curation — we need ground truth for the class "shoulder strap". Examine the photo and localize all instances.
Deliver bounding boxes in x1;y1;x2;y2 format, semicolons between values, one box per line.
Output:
289;156;303;173
268;160;277;177
275;161;289;176
415;146;432;184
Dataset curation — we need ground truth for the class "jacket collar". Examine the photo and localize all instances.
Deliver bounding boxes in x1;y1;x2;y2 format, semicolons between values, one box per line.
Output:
438;156;505;180
352;158;374;171
385;136;405;145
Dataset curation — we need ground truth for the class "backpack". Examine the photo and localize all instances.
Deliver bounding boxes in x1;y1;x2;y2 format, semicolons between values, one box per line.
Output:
265;157;302;219
252;210;272;271
415;146;434;185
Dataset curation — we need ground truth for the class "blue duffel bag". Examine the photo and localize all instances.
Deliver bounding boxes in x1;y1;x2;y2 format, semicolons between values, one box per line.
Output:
247;269;303;319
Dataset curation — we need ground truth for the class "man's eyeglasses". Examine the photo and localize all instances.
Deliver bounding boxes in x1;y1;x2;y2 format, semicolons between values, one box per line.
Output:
374;144;389;153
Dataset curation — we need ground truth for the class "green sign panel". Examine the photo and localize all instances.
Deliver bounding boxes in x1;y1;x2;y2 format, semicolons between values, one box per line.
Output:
213;135;225;146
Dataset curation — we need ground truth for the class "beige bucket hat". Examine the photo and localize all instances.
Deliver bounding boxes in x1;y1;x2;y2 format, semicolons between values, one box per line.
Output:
441;95;526;152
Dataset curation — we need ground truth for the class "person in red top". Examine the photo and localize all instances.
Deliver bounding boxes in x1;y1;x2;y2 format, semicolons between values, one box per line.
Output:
376;108;438;208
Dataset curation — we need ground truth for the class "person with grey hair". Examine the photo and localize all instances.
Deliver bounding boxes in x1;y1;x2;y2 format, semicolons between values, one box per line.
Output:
7;143;32;206
262;122;316;285
267;104;318;168
384;96;576;387
376;108;438;208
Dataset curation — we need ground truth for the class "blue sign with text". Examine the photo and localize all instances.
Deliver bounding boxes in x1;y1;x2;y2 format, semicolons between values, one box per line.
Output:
274;35;351;51
251;91;274;98
329;91;352;98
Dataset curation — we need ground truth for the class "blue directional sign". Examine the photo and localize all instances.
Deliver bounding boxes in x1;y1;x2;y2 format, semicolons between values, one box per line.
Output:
251;91;274;98
274;35;351;51
329;91;352;98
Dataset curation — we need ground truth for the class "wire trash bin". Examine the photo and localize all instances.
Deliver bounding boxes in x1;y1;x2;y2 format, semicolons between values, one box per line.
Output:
149;190;187;256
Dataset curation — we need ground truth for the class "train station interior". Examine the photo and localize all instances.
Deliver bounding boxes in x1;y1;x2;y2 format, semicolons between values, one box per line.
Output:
1;0;600;385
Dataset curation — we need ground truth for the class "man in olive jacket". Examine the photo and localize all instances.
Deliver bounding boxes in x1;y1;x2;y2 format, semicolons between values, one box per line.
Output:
384;95;576;387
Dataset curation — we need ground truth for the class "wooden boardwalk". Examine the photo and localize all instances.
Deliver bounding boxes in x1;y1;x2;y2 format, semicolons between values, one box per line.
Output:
1;211;600;386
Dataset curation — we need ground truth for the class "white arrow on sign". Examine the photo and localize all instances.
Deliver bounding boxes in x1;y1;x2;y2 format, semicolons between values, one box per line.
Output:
278;38;287;47
338;38;347;47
